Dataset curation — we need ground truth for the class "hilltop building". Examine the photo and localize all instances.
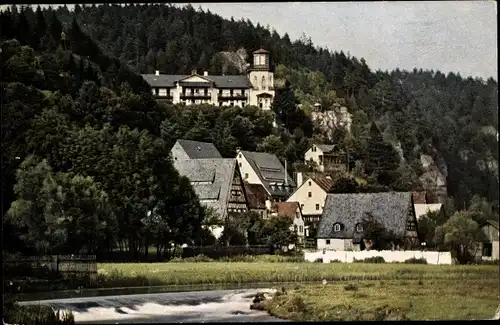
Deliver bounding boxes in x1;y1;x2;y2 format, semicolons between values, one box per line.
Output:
141;48;275;110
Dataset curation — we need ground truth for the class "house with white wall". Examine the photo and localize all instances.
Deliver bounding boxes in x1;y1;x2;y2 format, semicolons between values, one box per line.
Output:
317;192;419;251
286;173;335;237
304;143;348;172
141;48;275;110
236;149;296;202
268;201;306;243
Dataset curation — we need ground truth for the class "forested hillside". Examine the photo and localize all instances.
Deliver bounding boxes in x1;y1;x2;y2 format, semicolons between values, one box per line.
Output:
1;4;498;257
53;3;498;208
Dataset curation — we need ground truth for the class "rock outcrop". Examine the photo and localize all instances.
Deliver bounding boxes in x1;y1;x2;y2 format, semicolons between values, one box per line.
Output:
311;104;352;140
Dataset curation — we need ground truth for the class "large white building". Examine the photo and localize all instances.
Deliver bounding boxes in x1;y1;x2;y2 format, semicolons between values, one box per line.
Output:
141;48;275;110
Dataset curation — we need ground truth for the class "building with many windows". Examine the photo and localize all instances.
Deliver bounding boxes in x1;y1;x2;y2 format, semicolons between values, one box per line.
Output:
141;48;275;110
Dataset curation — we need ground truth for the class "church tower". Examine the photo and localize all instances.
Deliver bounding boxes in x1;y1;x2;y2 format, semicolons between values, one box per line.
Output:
248;48;275;110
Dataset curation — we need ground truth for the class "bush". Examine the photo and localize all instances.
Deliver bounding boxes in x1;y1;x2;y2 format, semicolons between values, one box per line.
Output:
404;257;428;264
344;283;358;291
4;303;74;325
353;256;385;264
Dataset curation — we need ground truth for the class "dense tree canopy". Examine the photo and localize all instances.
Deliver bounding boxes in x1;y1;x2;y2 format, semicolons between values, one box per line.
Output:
1;4;498;259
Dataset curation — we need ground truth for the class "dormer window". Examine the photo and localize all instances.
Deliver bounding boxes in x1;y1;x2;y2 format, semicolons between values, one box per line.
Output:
333;223;342;232
356;223;363;232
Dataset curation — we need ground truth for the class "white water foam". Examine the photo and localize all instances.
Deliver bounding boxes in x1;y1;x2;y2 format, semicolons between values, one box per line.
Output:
70;288;277;323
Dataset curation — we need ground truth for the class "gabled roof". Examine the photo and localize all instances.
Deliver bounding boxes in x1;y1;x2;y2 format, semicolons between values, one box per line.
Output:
311;175;336;193
317;192;412;239
243;183;269;210
174;158;236;220
239;150;296;198
253;48;270;54
176;139;222;159
482;219;499;230
271;202;301;220
412;191;428;204
141;74;252;88
311;143;345;154
414;203;443;220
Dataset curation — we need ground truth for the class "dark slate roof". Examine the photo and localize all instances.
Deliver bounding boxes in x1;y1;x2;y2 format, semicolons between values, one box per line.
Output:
141;74;252;88
483;219;499;230
317;192;412;239
244;183;270;210
176;139;222;159
240;150;296;198
173;158;236;220
253;48;270;54
314;144;345;154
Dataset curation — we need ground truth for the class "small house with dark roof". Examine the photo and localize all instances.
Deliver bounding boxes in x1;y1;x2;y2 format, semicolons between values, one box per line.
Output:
269;202;306;242
236;149;296;201
173;158;249;239
304;143;348;173
243;183;271;219
171;139;222;161
287;174;336;237
141;48;275;110
317;192;419;251
477;220;499;261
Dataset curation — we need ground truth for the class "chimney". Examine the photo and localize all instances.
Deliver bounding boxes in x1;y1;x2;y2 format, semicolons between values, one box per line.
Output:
155;70;160;76
265;199;272;211
236;147;241;154
296;172;303;187
284;160;288;186
204;71;208;76
191;69;197;75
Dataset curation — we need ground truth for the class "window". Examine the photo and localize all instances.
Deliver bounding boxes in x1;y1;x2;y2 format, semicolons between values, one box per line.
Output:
262;76;266;90
308;181;312;186
315;204;320;210
239;162;242;167
259;103;263;108
230;102;234;106
301;204;304;209
299;226;303;233
245;173;248;179
483;243;493;257
195;88;199;94
242;102;246;106
355;223;363;232
253;76;258;87
326;239;331;245
269;75;273;86
308;192;312;197
219;102;223;106
333;223;341;232
294;225;298;232
311;146;316;152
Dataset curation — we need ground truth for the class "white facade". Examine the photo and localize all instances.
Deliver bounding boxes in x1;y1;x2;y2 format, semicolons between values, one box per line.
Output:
287;177;328;216
236;151;261;185
144;49;275;110
304;144;327;172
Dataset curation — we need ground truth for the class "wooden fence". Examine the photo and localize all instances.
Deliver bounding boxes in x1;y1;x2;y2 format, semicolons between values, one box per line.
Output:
4;255;98;290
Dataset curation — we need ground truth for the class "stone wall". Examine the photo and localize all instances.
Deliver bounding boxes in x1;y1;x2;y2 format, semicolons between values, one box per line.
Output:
304;250;453;265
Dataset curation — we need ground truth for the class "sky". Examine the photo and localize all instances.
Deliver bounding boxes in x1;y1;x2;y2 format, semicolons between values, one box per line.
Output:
2;2;497;80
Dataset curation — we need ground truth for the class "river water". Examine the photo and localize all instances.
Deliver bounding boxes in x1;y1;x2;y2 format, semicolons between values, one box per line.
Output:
18;288;288;323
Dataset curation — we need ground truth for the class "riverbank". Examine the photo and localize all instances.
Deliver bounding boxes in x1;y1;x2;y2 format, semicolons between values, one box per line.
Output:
98;262;499;287
256;279;500;321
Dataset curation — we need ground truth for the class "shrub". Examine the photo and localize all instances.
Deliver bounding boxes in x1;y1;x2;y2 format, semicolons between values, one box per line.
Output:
353;256;385;264
403;257;428;264
344;283;358;291
314;258;323;263
4;304;74;325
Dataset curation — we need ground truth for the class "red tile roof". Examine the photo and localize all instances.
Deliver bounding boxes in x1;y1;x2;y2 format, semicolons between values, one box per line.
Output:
412;191;428;204
311;176;336;193
271;202;301;220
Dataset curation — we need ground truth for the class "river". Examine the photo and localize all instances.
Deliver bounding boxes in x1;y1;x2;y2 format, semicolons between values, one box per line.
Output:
18;288;288;323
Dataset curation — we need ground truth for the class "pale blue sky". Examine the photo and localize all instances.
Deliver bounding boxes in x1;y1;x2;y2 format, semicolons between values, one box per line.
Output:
2;2;497;80
191;1;497;80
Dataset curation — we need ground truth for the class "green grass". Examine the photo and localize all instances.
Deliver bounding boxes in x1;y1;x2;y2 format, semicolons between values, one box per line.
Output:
97;261;499;288
258;279;500;321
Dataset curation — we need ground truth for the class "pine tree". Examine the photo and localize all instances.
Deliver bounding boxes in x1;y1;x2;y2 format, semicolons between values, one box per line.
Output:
35;5;47;45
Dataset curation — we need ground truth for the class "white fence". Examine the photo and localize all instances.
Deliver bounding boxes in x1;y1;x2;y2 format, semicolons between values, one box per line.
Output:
304;250;453;265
